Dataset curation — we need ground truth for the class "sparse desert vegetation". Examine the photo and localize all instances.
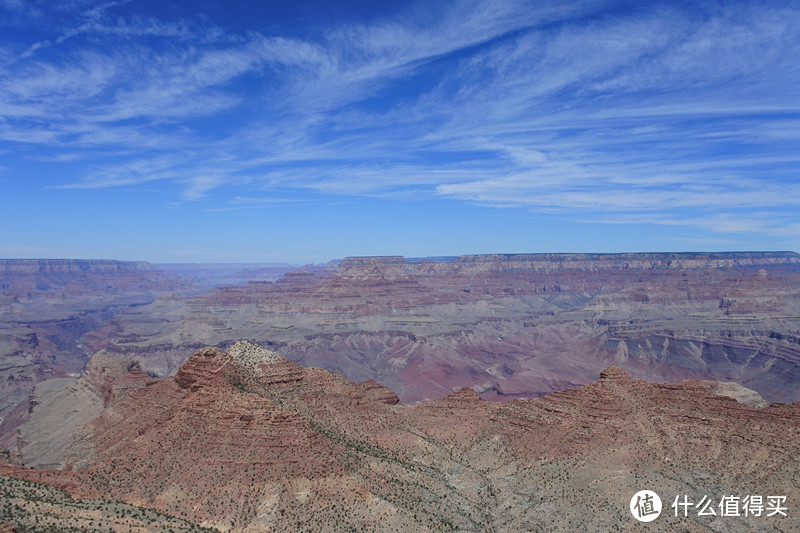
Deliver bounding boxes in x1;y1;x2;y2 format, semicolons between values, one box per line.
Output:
1;343;797;531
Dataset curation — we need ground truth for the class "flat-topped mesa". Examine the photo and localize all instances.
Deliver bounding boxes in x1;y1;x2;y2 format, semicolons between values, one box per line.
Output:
340;256;407;266
457;251;800;261
332;252;800;279
455;251;800;270
0;259;151;274
336;256;412;281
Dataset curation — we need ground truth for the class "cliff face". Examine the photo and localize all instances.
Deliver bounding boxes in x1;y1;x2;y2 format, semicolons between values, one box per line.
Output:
0;259;153;294
3;251;800;434
0;353;150;468
0;259;151;275
338;251;800;276
206;252;800;312
173;252;800;404
0;259;160;295
2;343;798;532
0;260;186;421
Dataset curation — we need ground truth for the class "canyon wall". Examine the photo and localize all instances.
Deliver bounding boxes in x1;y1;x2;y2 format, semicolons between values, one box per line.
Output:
2;343;797;531
2;252;800;424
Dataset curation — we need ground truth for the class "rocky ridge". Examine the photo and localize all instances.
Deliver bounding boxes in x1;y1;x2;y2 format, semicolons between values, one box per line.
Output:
4;251;800;439
0;353;151;468
1;343;798;532
149;252;800;405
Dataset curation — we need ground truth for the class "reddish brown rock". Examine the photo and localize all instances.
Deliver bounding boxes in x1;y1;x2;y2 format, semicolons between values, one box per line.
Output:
4;345;795;531
0;353;151;469
598;365;633;382
356;379;400;405
177;252;800;405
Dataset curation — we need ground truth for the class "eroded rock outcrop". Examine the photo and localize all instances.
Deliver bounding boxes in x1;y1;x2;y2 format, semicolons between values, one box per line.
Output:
5;252;800;425
0;353;150;468
170;252;800;405
2;343;797;532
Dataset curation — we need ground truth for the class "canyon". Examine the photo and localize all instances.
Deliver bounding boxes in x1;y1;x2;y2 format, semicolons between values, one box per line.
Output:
1;252;799;530
0;342;797;531
5;252;799;414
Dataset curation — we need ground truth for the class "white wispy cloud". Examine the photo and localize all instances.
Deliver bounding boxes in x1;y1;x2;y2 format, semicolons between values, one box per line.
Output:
2;0;800;246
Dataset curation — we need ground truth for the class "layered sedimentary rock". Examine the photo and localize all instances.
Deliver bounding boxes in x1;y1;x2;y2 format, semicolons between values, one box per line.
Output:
91;252;800;406
0;259;296;425
0;258;151;274
0;259;157;297
0;353;151;468
0;259;189;422
1;252;798;530
3;252;800;427
1;343;798;532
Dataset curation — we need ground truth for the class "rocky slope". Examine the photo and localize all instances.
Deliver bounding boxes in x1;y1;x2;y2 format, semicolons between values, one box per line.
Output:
0;259;190;418
91;252;800;406
0;352;151;468
0;258;295;425
3;252;800;433
0;472;214;532
2;342;798;532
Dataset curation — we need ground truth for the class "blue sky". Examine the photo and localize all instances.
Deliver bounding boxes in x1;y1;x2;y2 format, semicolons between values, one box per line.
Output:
1;0;799;263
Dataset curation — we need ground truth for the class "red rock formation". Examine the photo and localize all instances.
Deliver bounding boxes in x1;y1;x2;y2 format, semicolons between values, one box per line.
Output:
0;259;189;421
6;252;800;426
179;252;800;405
0;353;151;469
2;342;797;531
